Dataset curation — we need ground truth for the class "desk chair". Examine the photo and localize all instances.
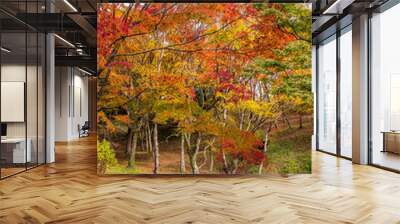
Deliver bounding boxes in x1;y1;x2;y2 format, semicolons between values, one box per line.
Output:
78;121;90;138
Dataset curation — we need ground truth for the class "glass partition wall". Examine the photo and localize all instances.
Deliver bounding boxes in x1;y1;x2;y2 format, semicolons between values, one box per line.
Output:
316;26;352;159
370;3;400;171
0;1;46;179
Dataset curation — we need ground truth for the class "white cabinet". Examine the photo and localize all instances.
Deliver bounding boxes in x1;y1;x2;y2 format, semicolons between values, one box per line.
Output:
1;138;32;163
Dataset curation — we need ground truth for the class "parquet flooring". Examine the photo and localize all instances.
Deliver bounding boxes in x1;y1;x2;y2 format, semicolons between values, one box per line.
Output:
0;136;400;223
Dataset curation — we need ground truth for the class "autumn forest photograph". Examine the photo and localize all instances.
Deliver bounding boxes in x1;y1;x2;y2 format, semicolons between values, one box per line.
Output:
97;3;312;175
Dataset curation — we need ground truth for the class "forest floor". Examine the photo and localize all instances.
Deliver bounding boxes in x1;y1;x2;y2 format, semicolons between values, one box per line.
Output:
107;116;312;175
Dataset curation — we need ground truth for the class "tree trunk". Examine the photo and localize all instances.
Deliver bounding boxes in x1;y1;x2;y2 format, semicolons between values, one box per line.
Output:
126;127;133;155
186;133;201;175
153;123;160;174
140;131;145;152
239;111;245;130
209;152;214;173
222;109;229;173
285;117;292;129
147;122;153;152
221;151;229;174
145;128;149;153
232;159;239;174
191;134;201;174
198;148;208;170
258;132;269;175
190;157;199;174
299;115;303;129
184;133;194;173
128;131;138;168
180;135;186;173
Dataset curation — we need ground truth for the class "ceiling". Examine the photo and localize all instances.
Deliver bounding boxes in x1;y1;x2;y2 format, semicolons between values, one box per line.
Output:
311;0;390;43
0;0;96;74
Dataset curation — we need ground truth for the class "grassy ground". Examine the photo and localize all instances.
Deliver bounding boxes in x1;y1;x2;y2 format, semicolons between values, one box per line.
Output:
106;165;141;174
265;124;312;174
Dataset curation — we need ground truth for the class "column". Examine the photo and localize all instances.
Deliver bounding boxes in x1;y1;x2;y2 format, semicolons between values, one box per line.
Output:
352;14;369;164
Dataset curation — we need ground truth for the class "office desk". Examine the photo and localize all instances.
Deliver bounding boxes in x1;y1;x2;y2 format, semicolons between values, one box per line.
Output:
1;138;31;164
382;131;400;154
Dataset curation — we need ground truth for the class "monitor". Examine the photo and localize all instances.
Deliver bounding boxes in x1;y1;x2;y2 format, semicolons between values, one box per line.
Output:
1;123;7;137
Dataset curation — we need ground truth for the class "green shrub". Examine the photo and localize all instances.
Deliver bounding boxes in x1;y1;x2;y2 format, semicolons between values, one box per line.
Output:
97;139;118;174
247;165;260;174
279;159;299;174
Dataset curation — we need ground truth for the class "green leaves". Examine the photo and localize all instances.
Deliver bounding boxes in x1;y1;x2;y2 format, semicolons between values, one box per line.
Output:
97;139;118;173
256;3;311;43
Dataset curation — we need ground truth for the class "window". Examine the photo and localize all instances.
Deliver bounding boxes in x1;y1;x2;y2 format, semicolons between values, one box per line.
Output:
340;26;352;158
317;35;337;154
370;3;400;171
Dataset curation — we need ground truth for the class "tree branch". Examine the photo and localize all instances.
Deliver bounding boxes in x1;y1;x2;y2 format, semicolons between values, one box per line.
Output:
115;17;241;57
108;4;177;48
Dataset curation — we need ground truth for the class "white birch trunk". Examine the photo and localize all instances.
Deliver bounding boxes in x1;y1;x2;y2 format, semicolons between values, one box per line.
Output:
147;122;153;152
129;131;138;168
153;123;160;174
180;135;186;173
258;132;268;175
191;134;201;174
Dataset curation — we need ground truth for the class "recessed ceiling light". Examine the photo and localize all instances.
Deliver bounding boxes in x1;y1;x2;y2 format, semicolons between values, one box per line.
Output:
78;67;93;76
1;47;11;53
54;34;75;48
63;0;78;12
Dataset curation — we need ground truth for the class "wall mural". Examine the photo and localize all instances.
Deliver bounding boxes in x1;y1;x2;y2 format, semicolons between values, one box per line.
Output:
97;3;312;175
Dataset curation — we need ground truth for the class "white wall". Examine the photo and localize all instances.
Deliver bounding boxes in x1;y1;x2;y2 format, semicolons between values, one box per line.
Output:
71;73;89;138
55;67;70;141
55;67;89;141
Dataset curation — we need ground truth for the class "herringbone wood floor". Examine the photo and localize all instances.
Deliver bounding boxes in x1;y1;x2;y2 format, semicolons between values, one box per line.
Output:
1;136;400;224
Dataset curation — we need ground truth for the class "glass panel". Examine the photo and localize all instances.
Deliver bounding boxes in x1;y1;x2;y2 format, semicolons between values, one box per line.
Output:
1;31;27;177
340;27;352;158
38;32;45;165
27;31;38;169
317;35;337;154
26;0;40;169
0;0;46;178
371;4;400;171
